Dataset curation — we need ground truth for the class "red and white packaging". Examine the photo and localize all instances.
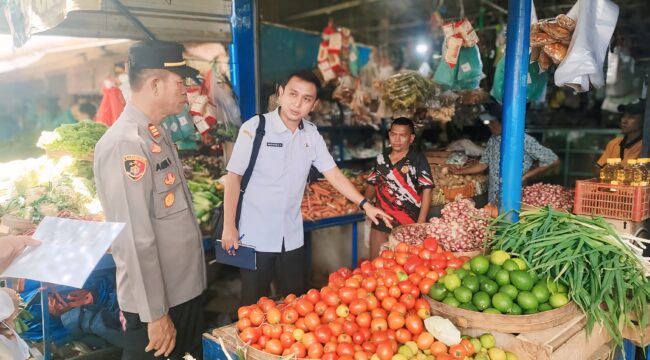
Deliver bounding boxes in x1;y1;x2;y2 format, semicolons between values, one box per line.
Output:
317;61;337;82
317;41;329;62
204;103;218;126
444;34;463;68
193;115;210;134
190;95;208;116
328;32;342;53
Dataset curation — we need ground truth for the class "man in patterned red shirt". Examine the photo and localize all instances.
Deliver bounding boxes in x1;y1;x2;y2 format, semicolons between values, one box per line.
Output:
365;118;433;258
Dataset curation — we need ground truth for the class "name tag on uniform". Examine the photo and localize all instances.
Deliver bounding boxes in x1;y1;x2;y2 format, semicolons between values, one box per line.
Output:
266;142;283;148
155;158;172;172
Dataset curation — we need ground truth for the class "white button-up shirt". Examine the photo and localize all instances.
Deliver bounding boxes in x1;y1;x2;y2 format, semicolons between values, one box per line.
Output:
226;108;336;252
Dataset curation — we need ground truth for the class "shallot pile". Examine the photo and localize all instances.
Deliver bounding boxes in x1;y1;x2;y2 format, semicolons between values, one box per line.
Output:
522;183;573;211
427;198;490;252
390;223;429;245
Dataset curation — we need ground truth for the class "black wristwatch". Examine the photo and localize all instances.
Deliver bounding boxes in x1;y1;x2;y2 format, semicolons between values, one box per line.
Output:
359;198;369;211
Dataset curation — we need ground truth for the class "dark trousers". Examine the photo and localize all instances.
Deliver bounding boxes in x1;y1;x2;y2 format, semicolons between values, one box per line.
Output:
122;295;204;360
240;244;306;306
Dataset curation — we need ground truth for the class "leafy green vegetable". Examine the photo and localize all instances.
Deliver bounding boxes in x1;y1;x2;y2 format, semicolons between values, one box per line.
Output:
490;207;650;346
39;122;107;158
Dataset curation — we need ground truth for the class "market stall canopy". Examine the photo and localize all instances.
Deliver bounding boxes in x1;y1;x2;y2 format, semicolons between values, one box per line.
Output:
0;0;232;47
0;35;131;82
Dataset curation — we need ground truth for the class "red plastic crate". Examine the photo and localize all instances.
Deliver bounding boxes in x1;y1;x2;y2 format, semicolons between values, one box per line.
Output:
574;180;650;221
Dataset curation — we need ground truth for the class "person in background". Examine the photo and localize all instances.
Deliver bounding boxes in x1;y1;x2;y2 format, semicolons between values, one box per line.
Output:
222;70;393;306
0;287;30;359
94;41;206;360
452;105;559;205
597;99;645;167
72;102;98;123
364;117;433;259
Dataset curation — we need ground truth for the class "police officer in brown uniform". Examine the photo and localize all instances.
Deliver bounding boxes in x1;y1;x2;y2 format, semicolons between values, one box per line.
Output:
94;41;206;359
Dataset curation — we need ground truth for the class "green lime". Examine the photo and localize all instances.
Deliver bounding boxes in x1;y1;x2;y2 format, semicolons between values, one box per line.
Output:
524;308;538;315
529;271;539;284
546;278;558;293
443;297;461;307
499;284;519;300
549;293;569;308
455;268;469;280
508;303;523;315
495;270;511;286
483;308;502;314
492;292;513;313
428;283;448;301
480;279;499;296
510;270;534;291
490;250;511;266
472;291;491;311
506;352;519;360
556;282;568;293
502;259;519;271
470;256;491;275
462;261;472;271
486;264;502;280
446;268;456;274
512;258;528;270
516;291;539;311
532;284;550;303
462;275;480;293
538;303;553;312
454;286;473;303
444;274;462;292
459;302;478;311
478;274;490;283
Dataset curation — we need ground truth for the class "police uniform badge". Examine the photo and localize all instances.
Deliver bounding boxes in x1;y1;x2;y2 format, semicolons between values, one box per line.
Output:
123;155;147;181
164;192;175;208
151;143;162;154
148;124;161;138
164;173;176;185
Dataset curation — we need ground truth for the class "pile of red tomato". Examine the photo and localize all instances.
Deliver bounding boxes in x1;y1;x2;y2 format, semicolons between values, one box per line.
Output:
235;238;472;360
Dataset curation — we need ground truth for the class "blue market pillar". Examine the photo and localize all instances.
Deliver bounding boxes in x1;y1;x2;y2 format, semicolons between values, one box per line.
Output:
499;0;531;218
229;0;260;121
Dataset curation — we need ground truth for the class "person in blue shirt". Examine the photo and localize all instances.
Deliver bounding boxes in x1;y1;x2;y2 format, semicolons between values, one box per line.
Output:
453;106;559;205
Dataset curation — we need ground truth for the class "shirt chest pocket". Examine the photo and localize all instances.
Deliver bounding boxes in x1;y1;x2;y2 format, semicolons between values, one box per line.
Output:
152;165;188;219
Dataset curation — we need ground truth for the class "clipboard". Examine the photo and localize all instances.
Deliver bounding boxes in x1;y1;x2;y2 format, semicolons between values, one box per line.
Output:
214;240;257;270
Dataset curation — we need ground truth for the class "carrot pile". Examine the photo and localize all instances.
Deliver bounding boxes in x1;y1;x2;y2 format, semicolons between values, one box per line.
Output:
301;175;366;221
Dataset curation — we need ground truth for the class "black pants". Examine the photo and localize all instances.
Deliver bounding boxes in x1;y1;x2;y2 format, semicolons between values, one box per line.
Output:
122;295;204;360
240;244;306;306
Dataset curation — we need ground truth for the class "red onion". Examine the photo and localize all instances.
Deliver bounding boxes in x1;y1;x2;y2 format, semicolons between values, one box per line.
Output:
522;183;573;211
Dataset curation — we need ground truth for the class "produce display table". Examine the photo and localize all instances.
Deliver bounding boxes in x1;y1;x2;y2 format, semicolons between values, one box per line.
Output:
303;212;365;269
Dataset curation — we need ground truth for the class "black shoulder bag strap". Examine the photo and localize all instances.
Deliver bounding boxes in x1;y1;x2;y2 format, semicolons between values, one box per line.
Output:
235;114;266;227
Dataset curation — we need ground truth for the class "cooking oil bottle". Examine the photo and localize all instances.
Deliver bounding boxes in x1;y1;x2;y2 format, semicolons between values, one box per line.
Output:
624;159;638;185
600;158;616;183
638;158;650;186
611;158;625;185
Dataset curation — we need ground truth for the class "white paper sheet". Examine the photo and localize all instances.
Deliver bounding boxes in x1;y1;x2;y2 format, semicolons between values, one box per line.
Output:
1;217;124;288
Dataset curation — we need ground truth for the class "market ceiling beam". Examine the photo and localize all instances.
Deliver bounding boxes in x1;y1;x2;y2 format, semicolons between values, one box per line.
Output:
284;0;381;22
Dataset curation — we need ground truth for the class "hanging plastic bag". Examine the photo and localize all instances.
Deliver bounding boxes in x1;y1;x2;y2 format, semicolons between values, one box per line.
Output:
455;45;483;90
434;59;458;88
554;0;619;92
490;58;548;103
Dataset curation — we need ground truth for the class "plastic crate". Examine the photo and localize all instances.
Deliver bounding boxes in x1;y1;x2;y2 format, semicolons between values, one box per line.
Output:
574;180;650;221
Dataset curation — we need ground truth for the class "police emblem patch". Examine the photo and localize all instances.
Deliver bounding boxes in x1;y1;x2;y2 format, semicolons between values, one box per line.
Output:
123;155;147;181
164;172;176;186
164;192;175;208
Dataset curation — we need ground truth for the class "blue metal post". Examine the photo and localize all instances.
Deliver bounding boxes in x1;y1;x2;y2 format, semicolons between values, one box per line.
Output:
229;0;259;121
499;0;531;218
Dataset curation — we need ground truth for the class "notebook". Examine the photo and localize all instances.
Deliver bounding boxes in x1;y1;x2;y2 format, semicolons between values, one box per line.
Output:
214;240;257;270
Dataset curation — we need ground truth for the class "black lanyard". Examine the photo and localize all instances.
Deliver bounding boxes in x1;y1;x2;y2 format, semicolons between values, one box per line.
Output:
619;135;642;159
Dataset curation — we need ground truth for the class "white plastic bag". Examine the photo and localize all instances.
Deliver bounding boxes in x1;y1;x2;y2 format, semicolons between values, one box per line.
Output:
554;0;619;92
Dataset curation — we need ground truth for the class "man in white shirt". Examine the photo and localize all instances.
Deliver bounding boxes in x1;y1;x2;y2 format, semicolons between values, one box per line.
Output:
222;70;392;305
